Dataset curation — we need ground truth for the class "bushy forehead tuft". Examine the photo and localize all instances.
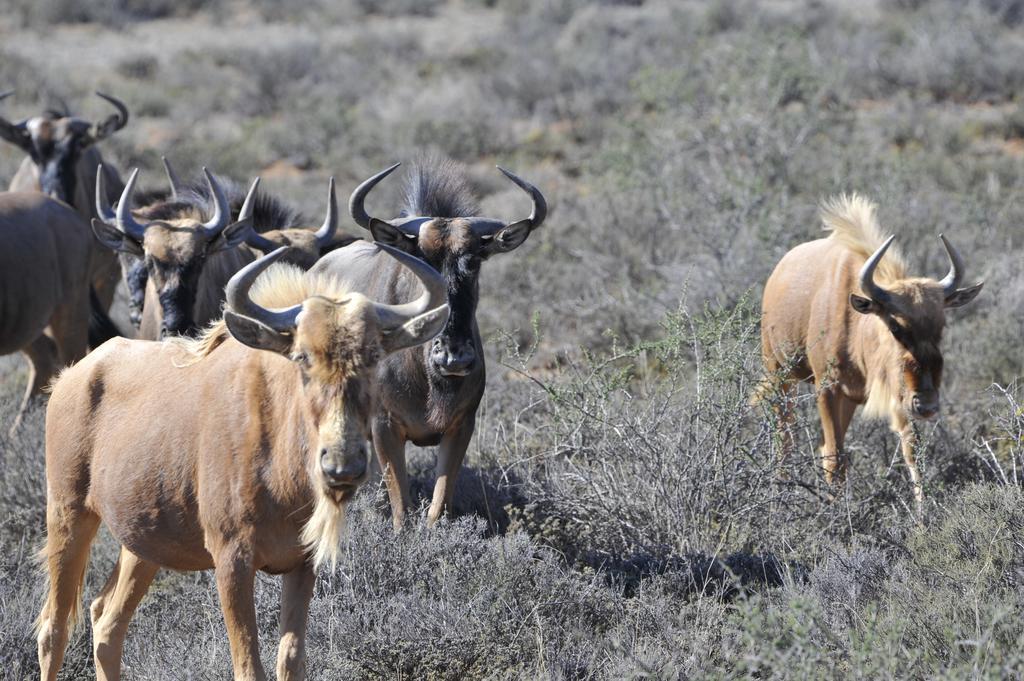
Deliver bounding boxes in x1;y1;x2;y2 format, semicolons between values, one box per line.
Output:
248;263;352;309
403;156;479;218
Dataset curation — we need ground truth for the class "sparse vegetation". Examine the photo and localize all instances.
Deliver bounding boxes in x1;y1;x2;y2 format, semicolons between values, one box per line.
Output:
1;0;1023;678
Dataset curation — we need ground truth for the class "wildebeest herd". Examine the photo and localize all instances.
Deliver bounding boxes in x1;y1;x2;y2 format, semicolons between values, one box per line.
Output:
0;92;981;679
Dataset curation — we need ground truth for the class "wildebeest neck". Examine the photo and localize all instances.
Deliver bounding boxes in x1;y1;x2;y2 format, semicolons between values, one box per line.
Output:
416;219;483;380
38;152;79;205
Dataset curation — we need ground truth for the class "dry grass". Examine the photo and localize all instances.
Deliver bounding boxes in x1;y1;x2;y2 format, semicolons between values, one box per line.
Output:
2;0;1024;678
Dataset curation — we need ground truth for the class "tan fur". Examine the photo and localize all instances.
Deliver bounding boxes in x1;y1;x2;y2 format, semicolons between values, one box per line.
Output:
761;194;973;511
34;246;446;679
821;193;907;284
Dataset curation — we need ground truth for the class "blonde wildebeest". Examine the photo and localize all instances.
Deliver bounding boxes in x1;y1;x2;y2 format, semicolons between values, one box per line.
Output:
36;245;450;680
0;90;131;340
0;193;95;433
759;194;983;512
312;159;546;527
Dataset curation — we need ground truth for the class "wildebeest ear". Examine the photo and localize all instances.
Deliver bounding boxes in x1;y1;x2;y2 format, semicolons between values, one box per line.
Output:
223;310;293;355
945;281;983;309
209;218;253;254
91;218;143;257
481;219;532;258
849;293;884;315
369;218;417;253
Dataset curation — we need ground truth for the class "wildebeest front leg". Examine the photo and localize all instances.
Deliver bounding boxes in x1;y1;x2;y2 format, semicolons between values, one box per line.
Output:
372;417;412;529
427;417;475;526
892;412;924;519
13;334;58;435
815;386;850;486
276;563;315;681
214;549;266;681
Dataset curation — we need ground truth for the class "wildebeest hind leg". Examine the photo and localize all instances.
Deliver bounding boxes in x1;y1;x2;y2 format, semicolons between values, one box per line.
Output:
37;505;100;681
12;334;58;435
90;546;159;681
427;418;475;526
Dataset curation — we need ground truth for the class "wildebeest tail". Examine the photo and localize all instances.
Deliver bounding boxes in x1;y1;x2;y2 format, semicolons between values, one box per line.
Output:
88;285;121;348
821;193;907;282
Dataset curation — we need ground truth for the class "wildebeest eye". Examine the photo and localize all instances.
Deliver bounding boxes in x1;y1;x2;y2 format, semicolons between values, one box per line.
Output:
291;352;310;367
885;318;913;348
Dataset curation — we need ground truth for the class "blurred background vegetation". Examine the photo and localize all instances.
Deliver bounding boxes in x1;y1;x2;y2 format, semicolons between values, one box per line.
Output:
2;0;1024;678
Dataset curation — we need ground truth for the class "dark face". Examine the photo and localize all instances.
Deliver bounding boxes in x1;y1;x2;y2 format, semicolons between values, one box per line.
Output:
2;93;128;207
379;218;484;378
143;231;208;338
885;315;945;419
851;282;949;420
23;115;94;204
94;212;252;339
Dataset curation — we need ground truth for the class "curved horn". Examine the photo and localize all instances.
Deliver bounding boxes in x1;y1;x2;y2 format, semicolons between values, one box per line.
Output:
372;244;448;329
349;163;401;230
91;92;129;141
201;167;230;236
858;235;896;306
496;166;547;230
238;178;278;252
937;233;965;298
162;156;184;199
95;164;116;222
314;176;338;247
225;247;302;332
0;90;32;152
115;168;148;241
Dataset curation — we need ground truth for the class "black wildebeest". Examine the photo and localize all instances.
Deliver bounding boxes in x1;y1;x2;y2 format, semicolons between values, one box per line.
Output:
309;159;546;526
93;164;349;340
0;193;96;433
0;90;132;341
